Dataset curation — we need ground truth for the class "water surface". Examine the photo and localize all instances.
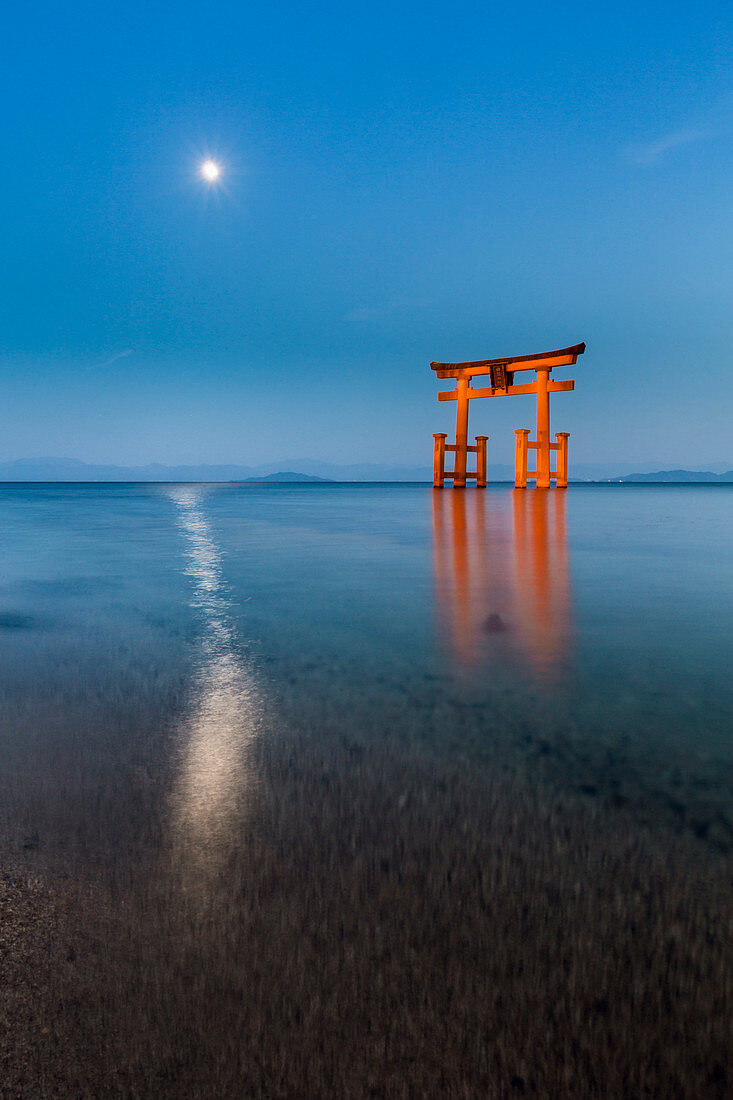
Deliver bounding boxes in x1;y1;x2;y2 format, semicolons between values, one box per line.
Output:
1;482;732;860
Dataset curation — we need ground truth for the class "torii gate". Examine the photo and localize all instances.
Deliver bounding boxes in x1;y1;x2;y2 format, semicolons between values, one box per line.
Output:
431;343;585;489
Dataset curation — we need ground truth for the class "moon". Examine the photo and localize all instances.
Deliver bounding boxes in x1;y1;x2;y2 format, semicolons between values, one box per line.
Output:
200;159;222;182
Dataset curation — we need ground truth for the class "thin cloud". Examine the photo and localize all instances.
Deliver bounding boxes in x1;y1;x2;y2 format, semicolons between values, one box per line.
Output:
345;306;382;323
628;127;714;166
344;298;414;323
88;348;134;370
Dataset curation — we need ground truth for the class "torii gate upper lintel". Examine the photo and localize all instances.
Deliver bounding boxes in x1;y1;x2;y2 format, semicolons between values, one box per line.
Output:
431;342;586;489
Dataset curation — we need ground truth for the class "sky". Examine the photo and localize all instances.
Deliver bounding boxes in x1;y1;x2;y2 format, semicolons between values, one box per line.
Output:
1;0;731;469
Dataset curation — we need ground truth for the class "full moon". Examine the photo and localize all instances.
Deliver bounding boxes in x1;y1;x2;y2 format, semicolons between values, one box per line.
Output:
200;159;221;182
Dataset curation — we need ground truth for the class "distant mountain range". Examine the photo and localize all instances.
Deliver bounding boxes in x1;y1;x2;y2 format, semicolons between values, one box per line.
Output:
0;457;434;482
613;470;733;483
244;471;331;483
0;457;732;483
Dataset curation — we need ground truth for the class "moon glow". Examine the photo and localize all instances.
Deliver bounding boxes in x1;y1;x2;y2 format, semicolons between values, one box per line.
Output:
200;159;222;182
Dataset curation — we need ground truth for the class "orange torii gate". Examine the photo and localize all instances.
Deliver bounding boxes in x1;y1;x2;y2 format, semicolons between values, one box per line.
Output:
431;343;585;489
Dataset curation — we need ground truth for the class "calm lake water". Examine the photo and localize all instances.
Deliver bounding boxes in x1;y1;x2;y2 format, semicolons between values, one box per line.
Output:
1;482;732;860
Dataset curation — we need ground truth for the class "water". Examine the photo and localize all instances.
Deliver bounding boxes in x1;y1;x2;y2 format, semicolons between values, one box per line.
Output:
1;482;732;862
2;482;731;1095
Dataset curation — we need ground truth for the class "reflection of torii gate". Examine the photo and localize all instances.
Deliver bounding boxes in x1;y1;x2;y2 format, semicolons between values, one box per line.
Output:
431;343;586;489
431;490;572;683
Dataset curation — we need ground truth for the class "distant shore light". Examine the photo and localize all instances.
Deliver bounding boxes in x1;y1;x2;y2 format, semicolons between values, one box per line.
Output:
200;159;222;182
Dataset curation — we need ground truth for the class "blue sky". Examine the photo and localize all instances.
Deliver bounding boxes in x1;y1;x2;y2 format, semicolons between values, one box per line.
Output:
2;0;731;467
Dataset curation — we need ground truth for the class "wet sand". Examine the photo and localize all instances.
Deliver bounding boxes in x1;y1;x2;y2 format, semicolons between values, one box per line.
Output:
1;699;731;1099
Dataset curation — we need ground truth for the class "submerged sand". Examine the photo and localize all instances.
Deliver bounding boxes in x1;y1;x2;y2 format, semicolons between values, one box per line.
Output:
1;722;730;1099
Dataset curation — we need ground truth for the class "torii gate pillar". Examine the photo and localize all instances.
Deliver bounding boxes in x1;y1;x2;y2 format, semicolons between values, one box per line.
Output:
454;378;470;486
536;368;550;488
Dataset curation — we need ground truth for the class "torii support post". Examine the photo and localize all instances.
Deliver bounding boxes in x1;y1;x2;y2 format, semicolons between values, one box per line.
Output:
514;378;574;489
476;436;488;487
433;432;488;488
514;429;571;488
431;343;585;490
515;429;529;488
555;432;569;488
433;433;447;488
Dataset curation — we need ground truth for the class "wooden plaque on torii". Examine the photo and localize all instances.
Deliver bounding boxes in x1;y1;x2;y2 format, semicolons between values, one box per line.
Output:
431;343;586;489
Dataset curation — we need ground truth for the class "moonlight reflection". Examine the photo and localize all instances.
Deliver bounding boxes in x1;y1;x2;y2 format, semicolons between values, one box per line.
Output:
168;486;260;885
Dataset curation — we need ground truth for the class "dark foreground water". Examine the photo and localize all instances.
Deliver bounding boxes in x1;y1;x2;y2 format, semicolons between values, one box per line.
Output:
1;483;731;1097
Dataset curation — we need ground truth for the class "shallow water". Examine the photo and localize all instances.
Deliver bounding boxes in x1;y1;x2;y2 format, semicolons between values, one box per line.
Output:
1;482;732;862
2;482;732;1097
